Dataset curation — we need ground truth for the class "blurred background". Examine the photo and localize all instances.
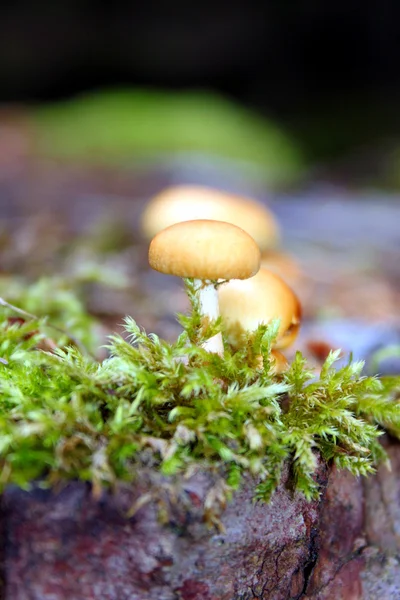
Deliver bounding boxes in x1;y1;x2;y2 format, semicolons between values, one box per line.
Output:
2;2;400;176
1;2;400;372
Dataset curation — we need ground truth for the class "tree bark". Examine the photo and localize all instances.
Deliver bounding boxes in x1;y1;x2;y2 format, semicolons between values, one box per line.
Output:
0;438;400;599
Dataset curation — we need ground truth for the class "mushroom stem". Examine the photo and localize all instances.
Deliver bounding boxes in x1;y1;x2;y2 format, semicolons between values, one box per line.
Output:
194;279;224;356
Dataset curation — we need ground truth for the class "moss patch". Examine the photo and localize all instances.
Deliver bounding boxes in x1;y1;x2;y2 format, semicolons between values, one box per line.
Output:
0;279;400;508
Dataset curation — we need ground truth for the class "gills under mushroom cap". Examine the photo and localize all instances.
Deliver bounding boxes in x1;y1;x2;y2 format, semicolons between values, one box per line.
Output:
141;185;280;251
148;219;261;280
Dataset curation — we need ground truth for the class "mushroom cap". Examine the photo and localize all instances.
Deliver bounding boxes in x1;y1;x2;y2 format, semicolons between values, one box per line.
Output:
260;250;302;284
275;292;302;349
148;219;261;280
218;268;301;349
141;185;280;251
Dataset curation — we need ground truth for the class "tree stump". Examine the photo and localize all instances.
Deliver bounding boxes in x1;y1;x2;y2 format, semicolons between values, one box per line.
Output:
1;438;400;599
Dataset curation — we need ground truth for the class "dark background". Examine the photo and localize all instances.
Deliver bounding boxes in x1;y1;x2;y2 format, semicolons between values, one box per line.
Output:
1;3;399;110
1;2;400;160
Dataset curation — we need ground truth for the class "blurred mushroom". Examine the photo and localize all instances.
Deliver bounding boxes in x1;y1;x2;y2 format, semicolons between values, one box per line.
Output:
141;185;280;251
148;219;260;355
218;268;301;351
260;250;303;286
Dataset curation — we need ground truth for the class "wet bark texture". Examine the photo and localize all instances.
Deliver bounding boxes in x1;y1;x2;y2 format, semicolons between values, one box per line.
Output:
1;439;400;599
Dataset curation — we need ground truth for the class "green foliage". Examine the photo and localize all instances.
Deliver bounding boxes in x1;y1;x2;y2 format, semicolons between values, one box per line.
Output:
32;88;303;185
0;276;103;355
0;279;400;511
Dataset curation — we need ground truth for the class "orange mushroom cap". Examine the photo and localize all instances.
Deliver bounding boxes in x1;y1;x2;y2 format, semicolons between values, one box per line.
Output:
218;268;301;349
148;219;261;280
142;185;280;251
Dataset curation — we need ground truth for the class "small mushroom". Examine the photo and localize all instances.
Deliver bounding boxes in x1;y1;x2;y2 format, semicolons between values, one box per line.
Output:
251;349;288;374
270;349;289;374
218;268;301;351
141;185;280;251
148;219;261;355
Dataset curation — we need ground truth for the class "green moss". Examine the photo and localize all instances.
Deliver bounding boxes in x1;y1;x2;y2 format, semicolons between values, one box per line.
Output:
0;278;400;508
32;88;303;185
0;276;104;356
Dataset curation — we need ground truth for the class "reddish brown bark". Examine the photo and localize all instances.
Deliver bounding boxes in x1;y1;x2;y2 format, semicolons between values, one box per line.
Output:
1;439;400;599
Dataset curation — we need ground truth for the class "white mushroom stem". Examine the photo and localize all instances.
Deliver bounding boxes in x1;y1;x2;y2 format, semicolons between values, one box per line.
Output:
194;279;224;356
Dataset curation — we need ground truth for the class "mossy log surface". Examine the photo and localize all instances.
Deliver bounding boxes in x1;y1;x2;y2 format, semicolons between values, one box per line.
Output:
0;438;398;599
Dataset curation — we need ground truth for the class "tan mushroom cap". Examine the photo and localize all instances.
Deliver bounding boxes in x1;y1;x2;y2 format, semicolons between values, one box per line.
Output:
276;293;302;349
148;219;261;280
141;185;280;251
218;268;301;349
260;250;302;284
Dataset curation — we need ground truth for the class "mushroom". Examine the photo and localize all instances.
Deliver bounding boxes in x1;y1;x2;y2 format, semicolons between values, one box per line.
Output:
141;185;280;252
148;219;261;356
218;268;301;351
270;350;289;374
260;250;302;286
251;349;289;374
